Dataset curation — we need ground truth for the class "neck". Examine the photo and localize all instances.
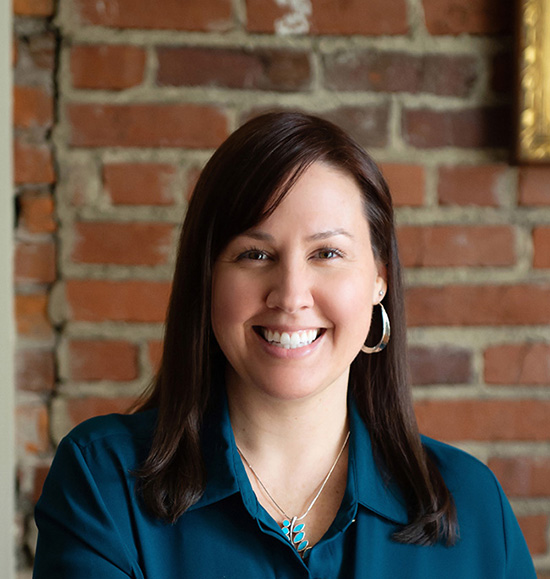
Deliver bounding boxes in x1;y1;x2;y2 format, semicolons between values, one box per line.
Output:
226;372;349;464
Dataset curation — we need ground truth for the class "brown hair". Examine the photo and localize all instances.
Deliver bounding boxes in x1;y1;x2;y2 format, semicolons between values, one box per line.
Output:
135;111;458;545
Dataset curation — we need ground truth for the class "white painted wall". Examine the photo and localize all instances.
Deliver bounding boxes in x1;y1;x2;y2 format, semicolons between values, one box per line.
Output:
0;0;15;575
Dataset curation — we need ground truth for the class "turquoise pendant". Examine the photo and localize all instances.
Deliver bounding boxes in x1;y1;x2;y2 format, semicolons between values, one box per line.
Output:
281;517;309;554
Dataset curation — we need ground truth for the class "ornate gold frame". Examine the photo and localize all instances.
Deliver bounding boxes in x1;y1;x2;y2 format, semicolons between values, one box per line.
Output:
517;0;550;163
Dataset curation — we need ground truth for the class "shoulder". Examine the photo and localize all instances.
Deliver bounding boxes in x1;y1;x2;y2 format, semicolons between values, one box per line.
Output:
61;409;158;464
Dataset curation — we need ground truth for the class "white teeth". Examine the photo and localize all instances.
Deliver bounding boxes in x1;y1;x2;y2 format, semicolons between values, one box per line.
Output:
262;328;320;349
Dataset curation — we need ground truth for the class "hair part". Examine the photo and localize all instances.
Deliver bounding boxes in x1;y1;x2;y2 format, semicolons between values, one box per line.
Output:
134;111;458;545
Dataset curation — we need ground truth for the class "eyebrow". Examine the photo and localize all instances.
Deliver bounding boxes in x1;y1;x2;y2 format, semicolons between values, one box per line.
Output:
241;228;354;241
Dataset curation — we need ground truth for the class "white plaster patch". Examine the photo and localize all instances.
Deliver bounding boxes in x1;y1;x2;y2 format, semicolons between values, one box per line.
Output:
274;0;312;35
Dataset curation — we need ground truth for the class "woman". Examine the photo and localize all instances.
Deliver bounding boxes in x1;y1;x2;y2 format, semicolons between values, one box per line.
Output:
34;112;536;578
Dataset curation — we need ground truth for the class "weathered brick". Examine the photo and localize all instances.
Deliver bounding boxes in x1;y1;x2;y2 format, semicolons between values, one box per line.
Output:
422;0;512;35
33;464;50;504
15;241;56;284
67;103;229;148
13;85;53;129
533;227;550;268
103;163;176;206
379;163;425;207
324;106;390;149
517;515;548;555
409;345;472;385
397;225;515;267
65;279;171;322
484;343;550;385
16;403;49;455
520;167;550;205
68;340;138;381
438;164;506;206
66;397;135;428
148;340;163;371
27;32;56;71
71;45;146;90
14;138;55;184
402;107;510;149
246;0;408;35
488;457;550;497
18;192;56;233
324;52;478;97
157;47;311;91
15;293;52;338
72;221;174;265
415;399;550;441
75;0;233;31
16;349;55;392
406;285;550;326
13;0;54;16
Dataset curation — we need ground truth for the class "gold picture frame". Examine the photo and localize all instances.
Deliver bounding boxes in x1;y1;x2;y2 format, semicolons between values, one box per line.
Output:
516;0;550;163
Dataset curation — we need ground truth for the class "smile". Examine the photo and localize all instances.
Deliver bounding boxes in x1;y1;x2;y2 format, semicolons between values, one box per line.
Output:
256;327;322;349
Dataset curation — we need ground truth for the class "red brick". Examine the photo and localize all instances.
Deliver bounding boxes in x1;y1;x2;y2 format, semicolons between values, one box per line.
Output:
409;345;472;385
27;32;55;71
534;228;550;268
324;52;477;97
379;164;425;207
18;192;56;233
148;340;163;371
33;464;50;504
14;240;56;283
324;106;390;148
71;45;146;90
72;221;174;265
13;0;54;16
519;167;550;206
16;403;49;455
488;457;550;497
65;397;134;429
103;163;177;206
16;349;55;392
67;103;229;148
68;340;138;381
484;343;550;385
517;515;548;555
15;293;52;338
397;225;515;267
415;399;550;441
246;0;408;35
402;107;509;149
75;0;233;31
438;165;506;206
13;85;53;129
157;47;311;91
185;166;202;202
422;0;512;35
65;279;171;322
14;138;55;184
406;284;550;327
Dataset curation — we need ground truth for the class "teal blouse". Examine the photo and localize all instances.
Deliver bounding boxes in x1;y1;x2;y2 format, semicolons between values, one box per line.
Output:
34;399;536;578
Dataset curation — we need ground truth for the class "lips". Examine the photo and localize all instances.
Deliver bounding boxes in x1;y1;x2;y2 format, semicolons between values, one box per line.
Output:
256;327;323;349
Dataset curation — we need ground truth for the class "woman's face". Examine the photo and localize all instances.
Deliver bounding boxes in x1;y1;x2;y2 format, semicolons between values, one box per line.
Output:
211;162;387;403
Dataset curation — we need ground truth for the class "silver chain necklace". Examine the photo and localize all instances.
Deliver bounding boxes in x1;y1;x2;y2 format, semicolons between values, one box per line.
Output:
237;431;350;556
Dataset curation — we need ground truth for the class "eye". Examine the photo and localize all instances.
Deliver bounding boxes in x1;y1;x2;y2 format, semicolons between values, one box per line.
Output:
315;248;344;260
237;248;269;261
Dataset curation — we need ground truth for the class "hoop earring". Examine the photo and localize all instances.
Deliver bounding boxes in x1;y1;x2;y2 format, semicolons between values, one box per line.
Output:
361;302;390;354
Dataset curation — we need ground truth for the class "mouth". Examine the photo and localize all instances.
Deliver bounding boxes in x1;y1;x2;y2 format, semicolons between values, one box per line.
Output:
254;327;324;349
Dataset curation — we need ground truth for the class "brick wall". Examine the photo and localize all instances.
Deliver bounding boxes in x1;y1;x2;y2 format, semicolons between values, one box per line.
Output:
13;0;550;575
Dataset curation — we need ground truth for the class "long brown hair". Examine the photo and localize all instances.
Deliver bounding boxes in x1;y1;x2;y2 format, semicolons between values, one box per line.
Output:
134;111;458;545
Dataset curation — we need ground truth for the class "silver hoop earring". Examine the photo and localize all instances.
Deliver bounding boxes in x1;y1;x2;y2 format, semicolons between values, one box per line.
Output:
361;302;390;354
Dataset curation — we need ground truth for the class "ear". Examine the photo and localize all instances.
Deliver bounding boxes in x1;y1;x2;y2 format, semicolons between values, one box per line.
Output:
372;263;387;304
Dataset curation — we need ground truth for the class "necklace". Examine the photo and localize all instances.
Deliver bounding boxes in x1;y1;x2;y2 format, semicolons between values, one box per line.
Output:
237;431;350;556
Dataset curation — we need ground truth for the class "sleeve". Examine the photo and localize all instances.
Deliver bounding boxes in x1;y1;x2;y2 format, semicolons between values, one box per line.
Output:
495;478;538;579
33;436;142;579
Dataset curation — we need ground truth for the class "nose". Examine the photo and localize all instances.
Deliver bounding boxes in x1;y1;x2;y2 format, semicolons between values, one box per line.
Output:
265;261;314;314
